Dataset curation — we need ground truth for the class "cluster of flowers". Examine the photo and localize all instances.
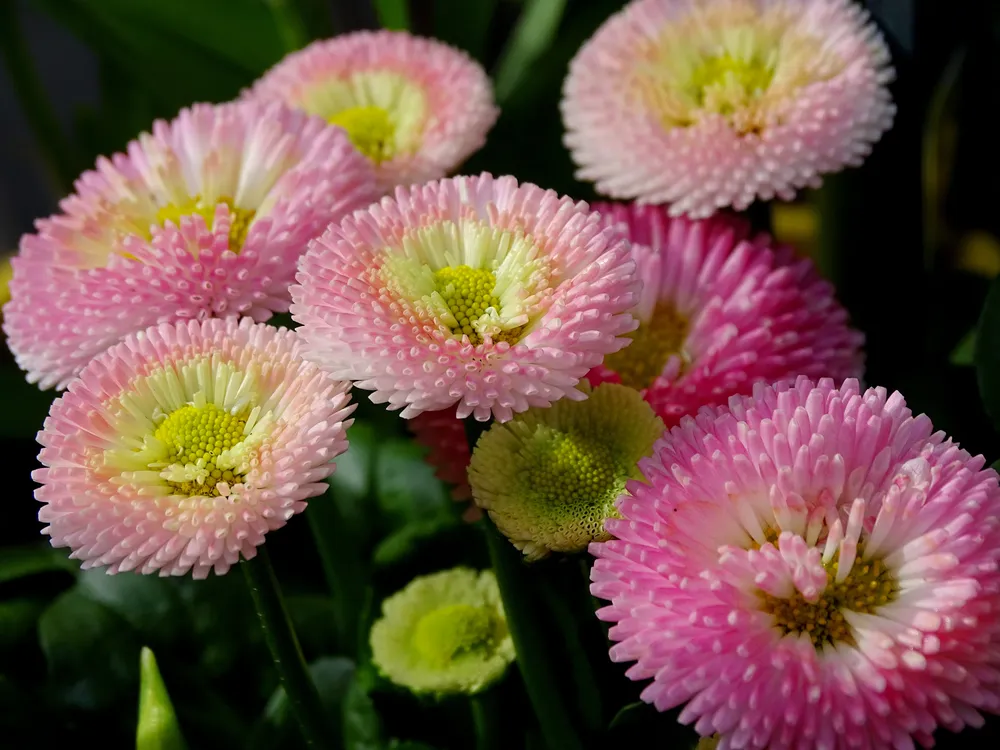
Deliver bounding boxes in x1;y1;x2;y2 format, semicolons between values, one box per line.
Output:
5;1;998;748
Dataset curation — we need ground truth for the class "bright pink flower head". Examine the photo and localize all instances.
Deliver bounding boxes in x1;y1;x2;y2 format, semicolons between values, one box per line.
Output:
291;174;640;422
562;0;895;217
591;377;1000;749
589;203;863;426
248;30;498;190
3;101;378;390
34;317;354;579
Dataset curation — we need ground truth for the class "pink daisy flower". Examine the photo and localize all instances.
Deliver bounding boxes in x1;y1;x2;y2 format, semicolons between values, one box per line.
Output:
561;0;895;217
591;377;1000;749
248;30;498;190
34;317;354;579
3;101;378;390
589;203;863;425
291;174;639;422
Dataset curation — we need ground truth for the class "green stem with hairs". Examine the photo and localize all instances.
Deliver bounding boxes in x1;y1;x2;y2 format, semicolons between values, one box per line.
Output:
242;548;335;748
465;417;585;750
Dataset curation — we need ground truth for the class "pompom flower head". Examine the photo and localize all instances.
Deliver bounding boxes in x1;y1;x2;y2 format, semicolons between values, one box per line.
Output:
562;0;895;217
469;383;664;560
249;30;498;189
33;318;354;578
590;203;863;425
291;174;640;422
370;567;514;696
4;101;378;390
591;377;1000;749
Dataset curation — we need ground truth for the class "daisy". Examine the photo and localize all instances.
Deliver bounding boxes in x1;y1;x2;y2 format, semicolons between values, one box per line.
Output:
3;100;377;389
591;377;1000;749
291;174;639;422
562;0;895;217
33;317;354;578
249;30;498;189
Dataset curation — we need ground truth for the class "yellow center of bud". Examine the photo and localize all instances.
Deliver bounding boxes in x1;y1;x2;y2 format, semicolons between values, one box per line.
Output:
154;195;256;252
328;105;396;164
433;265;523;346
411;603;496;667
687;52;776;115
758;554;898;648
603;301;688;389
527;431;622;509
153;403;246;496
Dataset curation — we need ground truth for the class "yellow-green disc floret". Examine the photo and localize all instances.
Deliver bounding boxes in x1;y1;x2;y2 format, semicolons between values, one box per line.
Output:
468;383;665;560
370;567;514;696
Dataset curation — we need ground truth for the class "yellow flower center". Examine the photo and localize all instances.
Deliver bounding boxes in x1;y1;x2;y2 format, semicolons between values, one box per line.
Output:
603;301;689;389
153;403;246;496
411;603;496;667
433;265;523;346
758;554;898;648
526;430;624;513
154;195;256;252
687;52;776;114
328;105;396;164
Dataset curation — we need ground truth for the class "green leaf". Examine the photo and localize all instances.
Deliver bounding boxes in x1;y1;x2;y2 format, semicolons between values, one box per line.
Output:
493;0;568;103
38;588;143;711
0;544;76;584
951;328;977;366
372;518;461;568
0;599;46;650
608;702;645;730
30;0;282;119
373;0;410;30
374;438;451;530
77;570;186;647
253;657;355;750
332;421;379;544
343;674;385;750
136;647;186;750
976;274;1000;431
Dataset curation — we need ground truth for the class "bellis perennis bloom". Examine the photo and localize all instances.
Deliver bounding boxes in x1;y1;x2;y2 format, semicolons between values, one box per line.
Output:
370;567;514;696
469;383;664;559
291;174;640;422
590;203;863;425
591;377;1000;749
3;101;377;390
34;318;354;579
250;30;498;189
562;0;895;217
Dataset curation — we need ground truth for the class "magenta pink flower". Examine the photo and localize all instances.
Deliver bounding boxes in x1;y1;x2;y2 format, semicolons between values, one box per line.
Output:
3;101;378;390
248;30;497;190
291;174;639;422
588;203;863;426
562;0;895;217
34;317;354;578
591;377;1000;749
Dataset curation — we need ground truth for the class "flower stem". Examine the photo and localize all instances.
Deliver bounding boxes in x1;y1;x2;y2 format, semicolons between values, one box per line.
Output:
242;548;335;748
465;416;585;750
471;690;500;750
482;521;585;750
